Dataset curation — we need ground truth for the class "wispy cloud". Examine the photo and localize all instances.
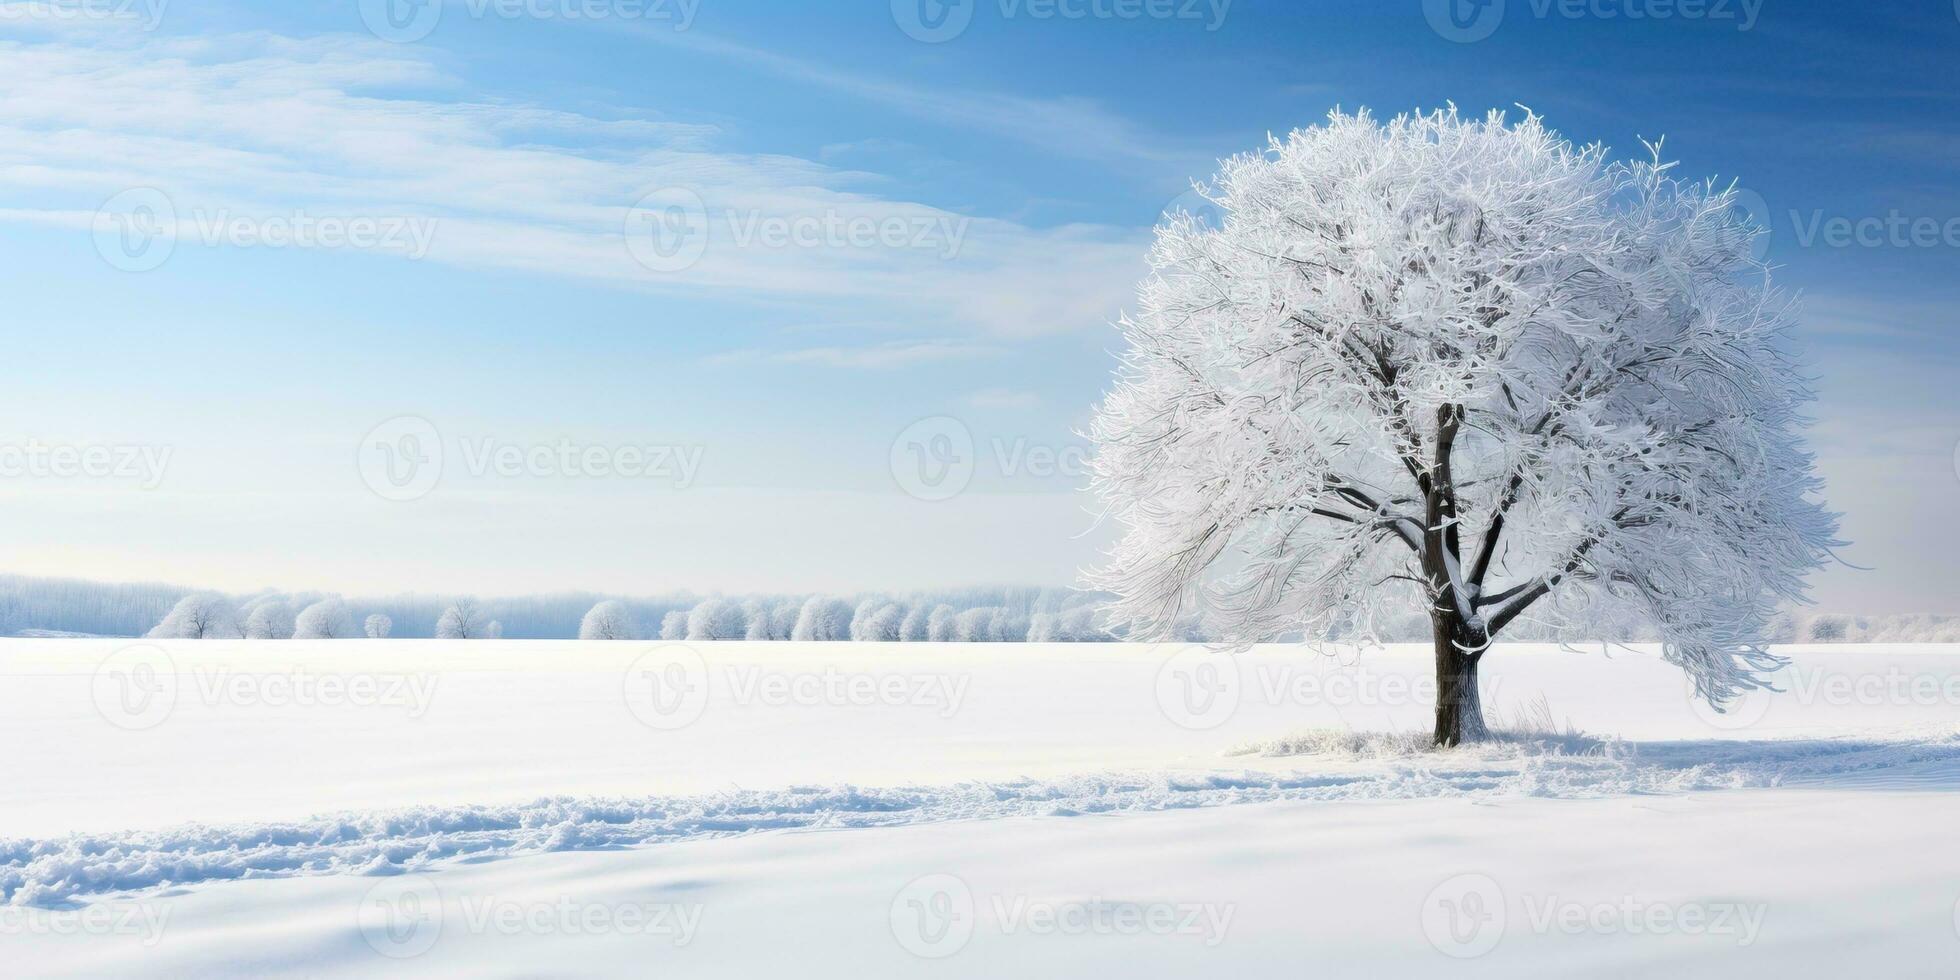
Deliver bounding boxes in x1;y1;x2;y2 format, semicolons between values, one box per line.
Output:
708;339;1000;369
0;29;1146;336
610;25;1196;169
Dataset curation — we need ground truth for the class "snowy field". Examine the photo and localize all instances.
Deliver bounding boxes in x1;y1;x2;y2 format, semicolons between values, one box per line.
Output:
3;639;1959;975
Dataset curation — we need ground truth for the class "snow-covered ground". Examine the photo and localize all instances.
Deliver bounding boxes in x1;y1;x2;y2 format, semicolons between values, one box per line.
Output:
3;639;1958;975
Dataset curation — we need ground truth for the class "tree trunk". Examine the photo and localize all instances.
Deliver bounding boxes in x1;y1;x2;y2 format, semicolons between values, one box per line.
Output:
1431;613;1489;747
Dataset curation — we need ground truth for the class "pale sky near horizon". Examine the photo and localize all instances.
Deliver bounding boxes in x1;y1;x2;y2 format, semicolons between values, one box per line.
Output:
1;1;1957;614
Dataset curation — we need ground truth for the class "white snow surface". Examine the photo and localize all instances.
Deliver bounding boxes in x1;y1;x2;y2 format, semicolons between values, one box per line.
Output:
2;639;1958;975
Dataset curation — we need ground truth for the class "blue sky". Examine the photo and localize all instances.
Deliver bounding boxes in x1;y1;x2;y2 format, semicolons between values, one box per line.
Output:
0;0;1955;612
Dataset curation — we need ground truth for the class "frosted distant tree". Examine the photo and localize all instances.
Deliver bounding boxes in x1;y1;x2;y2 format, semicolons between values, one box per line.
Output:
659;610;688;640
435;598;484;639
686;598;747;640
742;599;773;640
579;600;638;640
790;596;854;641
953;606;1001;642
483;620;503;639
926;604;957;642
1056;606;1110;642
899;604;931;642
242;601;296;640
850;599;904;642
1087;108;1839;745
365;613;393;639
770;601;801;640
148;593;241;639
994;609;1031;642
293;598;357;639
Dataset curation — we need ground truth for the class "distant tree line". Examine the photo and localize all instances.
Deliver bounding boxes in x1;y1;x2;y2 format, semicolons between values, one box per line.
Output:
0;573;1947;643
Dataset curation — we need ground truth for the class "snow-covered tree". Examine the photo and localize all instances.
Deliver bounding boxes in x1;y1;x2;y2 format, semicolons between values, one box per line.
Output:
483;620;503;639
435;597;484;639
742;599;774;640
293;598;357;639
659;610;688;640
952;606;1001;642
899;604;931;642
1086;108;1838;745
579;600;639;640
850;599;904;641
769;601;801;640
148;592;241;639
686;598;747;640
365;613;393;639
790;595;853;641
1055;606;1111;642
242;600;296;640
925;603;957;642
